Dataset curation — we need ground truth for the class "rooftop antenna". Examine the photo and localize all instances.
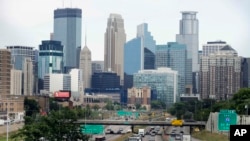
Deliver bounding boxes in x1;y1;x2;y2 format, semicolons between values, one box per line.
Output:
85;24;87;47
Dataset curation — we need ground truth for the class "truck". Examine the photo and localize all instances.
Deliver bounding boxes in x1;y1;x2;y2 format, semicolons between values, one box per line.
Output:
182;134;191;141
138;129;145;137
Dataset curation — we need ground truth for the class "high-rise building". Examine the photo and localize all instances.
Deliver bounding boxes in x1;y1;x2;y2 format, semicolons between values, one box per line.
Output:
79;40;92;89
23;58;34;95
176;11;199;93
10;69;22;95
38;40;64;79
43;73;71;93
53;8;82;72
91;72;121;91
124;23;155;75
133;67;178;108
69;69;83;98
0;49;11;96
104;13;126;85
92;61;104;74
242;58;250;88
200;45;242;100
6;46;37;94
202;40;228;56
155;42;187;94
137;23;156;53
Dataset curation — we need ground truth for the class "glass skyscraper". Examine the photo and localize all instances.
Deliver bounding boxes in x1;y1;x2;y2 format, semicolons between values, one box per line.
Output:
133;67;178;108
53;8;82;72
38;40;64;79
176;11;199;94
155;42;187;94
124;23;155;75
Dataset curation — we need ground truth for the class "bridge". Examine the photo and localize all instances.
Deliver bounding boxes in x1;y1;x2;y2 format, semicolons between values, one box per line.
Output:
75;120;206;126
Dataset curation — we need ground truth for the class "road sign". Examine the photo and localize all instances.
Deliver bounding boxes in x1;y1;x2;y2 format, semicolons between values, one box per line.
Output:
218;109;237;131
81;124;104;134
117;110;139;118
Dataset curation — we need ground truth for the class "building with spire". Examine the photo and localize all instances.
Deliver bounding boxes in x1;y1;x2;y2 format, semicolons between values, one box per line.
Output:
104;13;126;85
79;33;92;90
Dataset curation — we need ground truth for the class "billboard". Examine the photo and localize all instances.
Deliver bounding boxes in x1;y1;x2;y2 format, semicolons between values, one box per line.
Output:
53;91;71;101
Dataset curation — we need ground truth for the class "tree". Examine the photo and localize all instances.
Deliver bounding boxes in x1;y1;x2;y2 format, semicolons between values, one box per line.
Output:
11;107;90;141
24;98;40;117
231;88;250;114
135;103;141;110
93;104;100;111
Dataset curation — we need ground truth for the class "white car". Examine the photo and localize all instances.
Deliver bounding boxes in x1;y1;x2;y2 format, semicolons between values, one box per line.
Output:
127;128;132;133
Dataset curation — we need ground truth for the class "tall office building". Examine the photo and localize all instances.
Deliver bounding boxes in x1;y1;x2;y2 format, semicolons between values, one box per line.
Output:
176;11;199;93
155;42;187;94
133;67;178;108
6;46;37;94
10;69;22;95
38;40;64;79
69;69;83;98
0;49;11;96
200;45;242;100
23;58;34;95
104;13;126;85
43;73;71;93
79;39;92;89
124;23;155;75
202;40;228;56
53;8;82;72
92;61;104;74
242;58;250;88
137;23;156;54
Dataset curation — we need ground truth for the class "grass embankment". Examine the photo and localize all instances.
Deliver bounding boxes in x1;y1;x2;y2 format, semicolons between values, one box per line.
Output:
0;132;23;141
192;130;229;141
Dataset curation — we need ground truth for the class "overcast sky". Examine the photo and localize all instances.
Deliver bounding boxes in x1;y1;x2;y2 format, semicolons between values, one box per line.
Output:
0;0;249;60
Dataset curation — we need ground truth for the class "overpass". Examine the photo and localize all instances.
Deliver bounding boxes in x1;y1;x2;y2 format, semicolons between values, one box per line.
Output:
75;120;206;133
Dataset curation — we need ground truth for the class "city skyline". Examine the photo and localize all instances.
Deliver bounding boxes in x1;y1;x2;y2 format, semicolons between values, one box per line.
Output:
0;0;249;60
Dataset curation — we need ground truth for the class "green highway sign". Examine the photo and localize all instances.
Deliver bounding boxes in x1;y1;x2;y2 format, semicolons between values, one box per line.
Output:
117;110;139;118
218;109;237;131
81;124;104;134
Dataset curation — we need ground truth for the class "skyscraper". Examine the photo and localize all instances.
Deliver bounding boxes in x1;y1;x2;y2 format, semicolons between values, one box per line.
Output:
38;40;64;79
202;40;228;56
0;49;11;96
124;23;155;75
10;69;22;95
176;11;199;93
79;37;92;89
104;13;126;85
53;8;82;72
155;42;187;94
200;45;242;100
23;57;34;95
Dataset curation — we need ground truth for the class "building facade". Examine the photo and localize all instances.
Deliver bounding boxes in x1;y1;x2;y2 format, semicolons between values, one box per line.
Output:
10;69;22;95
0;49;11;96
43;73;71;93
38;40;64;79
127;87;151;111
176;11;199;94
104;13;126;85
155;42;187;94
91;72;121;91
23;58;34;96
92;61;104;74
200;45;242;100
79;43;92;89
69;69;83;98
53;8;82;72
133;67;178;108
202;41;228;56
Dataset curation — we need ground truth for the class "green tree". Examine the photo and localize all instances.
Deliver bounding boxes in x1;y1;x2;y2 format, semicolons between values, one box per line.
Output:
231;88;250;114
93;104;100;111
135;103;141;110
24;98;40;117
11;107;90;141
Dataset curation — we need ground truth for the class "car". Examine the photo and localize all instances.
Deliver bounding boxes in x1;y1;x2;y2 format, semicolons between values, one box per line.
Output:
175;134;181;140
127;129;132;133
